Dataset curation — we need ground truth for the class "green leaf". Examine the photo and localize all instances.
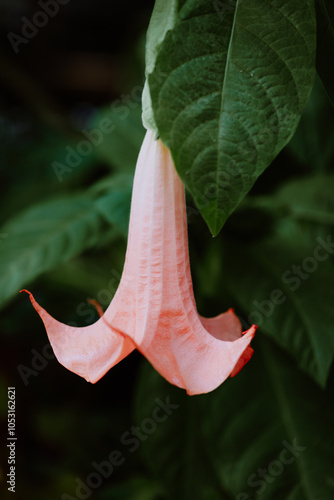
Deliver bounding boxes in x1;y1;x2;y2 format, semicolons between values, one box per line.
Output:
0;196;103;308
223;174;334;386
135;338;334;500
0;97;149;307
0;120;96;224
93;174;133;235
147;0;316;234
142;0;178;131
272;174;334;226
288;76;334;171
92;104;145;172
315;0;334;106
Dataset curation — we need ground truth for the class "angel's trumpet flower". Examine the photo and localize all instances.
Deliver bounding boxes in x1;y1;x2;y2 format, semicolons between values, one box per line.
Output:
22;130;256;395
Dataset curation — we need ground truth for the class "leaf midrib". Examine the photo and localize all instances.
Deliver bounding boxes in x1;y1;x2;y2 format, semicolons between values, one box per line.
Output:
214;0;240;234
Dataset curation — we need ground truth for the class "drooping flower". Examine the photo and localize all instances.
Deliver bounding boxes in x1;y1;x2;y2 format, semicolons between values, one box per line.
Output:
22;130;256;395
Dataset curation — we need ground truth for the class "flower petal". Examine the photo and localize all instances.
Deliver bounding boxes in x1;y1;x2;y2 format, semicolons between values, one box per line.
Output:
21;130;256;395
118;131;256;395
20;290;135;383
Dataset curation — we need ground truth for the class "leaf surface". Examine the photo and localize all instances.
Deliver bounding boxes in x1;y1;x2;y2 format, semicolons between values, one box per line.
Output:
0;197;103;308
147;0;316;234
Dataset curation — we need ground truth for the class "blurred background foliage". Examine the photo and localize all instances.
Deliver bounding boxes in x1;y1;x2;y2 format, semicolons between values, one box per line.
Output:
0;1;334;499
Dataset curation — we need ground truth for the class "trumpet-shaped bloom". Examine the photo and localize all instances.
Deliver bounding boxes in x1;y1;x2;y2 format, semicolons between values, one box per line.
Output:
22;130;256;395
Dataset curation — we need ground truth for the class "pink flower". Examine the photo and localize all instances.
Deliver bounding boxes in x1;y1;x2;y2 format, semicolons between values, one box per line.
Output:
22;131;256;395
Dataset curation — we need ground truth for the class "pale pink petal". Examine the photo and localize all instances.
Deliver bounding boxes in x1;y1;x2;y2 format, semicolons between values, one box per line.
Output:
22;130;255;395
21;290;135;383
113;131;256;395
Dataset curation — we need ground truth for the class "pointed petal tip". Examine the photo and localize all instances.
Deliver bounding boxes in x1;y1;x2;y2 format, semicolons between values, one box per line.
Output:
20;289;41;312
21;287;136;383
87;298;104;318
230;324;257;378
246;323;258;337
230;345;254;378
20;289;37;306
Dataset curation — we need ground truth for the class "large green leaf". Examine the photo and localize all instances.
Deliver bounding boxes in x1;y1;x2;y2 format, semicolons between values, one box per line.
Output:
142;0;178;131
0;177;135;310
135;338;334;500
92;174;133;235
92;104;145;172
0;196;104;308
223;174;334;386
147;0;316;234
0;109;142;310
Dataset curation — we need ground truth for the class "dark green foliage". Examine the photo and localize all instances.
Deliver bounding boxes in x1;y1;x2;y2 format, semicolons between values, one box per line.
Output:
147;0;316;234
